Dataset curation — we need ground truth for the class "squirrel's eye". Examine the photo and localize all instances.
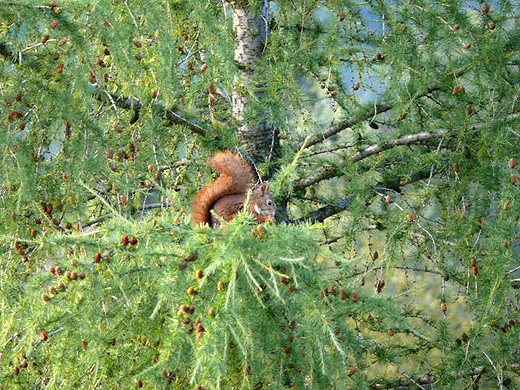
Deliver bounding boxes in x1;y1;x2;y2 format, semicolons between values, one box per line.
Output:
267;200;273;206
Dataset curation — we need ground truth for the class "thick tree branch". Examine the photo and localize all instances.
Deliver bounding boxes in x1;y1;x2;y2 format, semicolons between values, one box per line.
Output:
292;165;336;192
299;102;393;150
290;166;435;224
294;195;355;224
298;67;472;152
97;90;210;137
350;129;447;162
161;107;208;137
293;129;447;192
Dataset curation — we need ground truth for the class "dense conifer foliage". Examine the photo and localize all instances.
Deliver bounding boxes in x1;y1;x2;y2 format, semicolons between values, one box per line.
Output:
1;1;519;388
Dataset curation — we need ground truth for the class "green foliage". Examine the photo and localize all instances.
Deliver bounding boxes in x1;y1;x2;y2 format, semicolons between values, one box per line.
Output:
1;0;519;389
0;212;411;389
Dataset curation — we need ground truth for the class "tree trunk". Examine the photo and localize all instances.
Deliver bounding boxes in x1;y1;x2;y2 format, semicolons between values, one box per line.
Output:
232;0;279;165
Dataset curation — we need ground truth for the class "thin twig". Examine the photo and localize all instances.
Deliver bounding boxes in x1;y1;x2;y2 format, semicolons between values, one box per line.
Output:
394;365;427;390
480;348;504;390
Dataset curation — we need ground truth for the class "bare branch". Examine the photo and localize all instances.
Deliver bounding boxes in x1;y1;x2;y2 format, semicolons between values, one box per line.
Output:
297;67;471;152
297;102;393;150
294;195;355;224
351;129;448;162
293;129;447;192
96;89;210;137
479;348;505;390
368;366;486;390
293;165;336;192
162;107;208;137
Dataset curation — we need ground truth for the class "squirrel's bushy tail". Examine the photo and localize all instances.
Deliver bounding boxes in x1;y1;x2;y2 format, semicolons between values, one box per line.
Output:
192;150;254;225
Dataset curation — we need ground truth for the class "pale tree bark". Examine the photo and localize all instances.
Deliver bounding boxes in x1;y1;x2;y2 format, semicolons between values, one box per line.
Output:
231;0;279;165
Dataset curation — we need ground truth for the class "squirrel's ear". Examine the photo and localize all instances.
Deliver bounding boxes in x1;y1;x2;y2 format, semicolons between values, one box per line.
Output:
260;182;269;195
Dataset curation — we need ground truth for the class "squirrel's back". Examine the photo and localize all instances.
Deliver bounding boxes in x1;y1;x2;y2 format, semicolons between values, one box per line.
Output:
192;150;254;225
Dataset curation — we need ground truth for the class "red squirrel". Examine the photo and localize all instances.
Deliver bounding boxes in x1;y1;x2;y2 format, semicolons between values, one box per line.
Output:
192;150;276;227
